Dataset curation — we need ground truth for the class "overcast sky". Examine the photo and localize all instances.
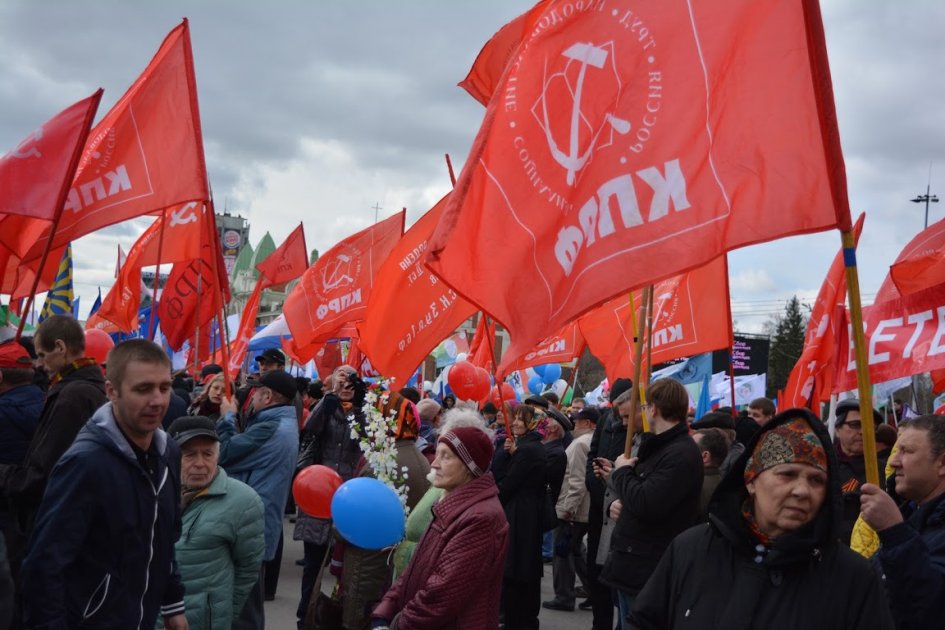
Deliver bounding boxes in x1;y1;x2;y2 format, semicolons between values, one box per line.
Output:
1;0;943;334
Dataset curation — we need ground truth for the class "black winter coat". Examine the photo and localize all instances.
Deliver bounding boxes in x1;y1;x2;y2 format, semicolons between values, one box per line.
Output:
835;445;889;544
600;421;703;595
493;431;547;581
630;409;895;630
545;438;567;510
0;363;106;567
584;407;627;510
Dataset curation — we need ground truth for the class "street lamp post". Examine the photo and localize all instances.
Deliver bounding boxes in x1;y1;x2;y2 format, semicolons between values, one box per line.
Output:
911;184;939;229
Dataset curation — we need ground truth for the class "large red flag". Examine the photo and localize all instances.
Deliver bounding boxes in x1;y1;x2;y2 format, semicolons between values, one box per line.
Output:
0;90;102;222
358;197;477;385
578;255;732;382
225;225;309;378
834;283;945;393
498;320;585;377
18;20;208;263
782;213;865;410
159;206;230;350
284;211;405;349
428;0;849;364
93;201;207;331
886;218;945;298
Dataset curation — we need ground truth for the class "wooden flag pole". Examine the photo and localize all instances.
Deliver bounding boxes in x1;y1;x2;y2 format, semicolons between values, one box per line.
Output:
841;229;880;485
625;286;652;457
16;229;60;341
148;209;168;340
205;199;233;397
445;153;457;187
644;282;656;399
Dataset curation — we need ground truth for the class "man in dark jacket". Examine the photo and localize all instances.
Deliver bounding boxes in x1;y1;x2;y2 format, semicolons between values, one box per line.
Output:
583;377;632;628
19;339;187;629
0;340;44;466
861;414;945;630
602;378;703;628
0;315;106;577
834;398;888;544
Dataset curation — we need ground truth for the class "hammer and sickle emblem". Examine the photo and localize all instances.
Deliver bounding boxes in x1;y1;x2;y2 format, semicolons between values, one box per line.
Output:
541;43;631;186
169;202;199;227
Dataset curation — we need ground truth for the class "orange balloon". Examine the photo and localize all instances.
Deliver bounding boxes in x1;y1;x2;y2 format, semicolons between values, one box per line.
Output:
84;328;115;365
293;464;343;518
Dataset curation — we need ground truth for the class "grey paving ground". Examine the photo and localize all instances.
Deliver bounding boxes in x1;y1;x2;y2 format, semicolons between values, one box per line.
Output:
265;518;595;629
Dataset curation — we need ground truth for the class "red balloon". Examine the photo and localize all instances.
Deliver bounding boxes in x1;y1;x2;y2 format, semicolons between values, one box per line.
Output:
488;383;517;407
470;367;492;402
293;464;343;518
84;328;115;365
447;360;479;400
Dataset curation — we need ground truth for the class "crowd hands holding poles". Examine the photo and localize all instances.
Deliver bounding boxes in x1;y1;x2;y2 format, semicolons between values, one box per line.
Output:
0;315;938;630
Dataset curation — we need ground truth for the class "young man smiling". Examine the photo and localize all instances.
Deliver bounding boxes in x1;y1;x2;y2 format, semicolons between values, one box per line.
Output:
19;339;187;629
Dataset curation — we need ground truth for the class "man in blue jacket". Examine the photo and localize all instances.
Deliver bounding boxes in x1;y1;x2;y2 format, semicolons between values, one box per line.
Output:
19;339;187;629
218;368;299;630
861;414;945;630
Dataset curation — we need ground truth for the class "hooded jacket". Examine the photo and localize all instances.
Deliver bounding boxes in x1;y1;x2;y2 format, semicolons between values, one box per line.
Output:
19;403;185;629
373;473;509;629
630;409;895;630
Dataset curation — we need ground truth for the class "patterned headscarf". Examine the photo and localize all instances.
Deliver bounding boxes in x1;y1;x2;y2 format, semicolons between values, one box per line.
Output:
744;417;828;485
378;390;420;440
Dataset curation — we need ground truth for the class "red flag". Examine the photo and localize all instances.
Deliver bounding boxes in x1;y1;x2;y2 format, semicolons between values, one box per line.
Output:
256;223;308;288
459;2;549;106
782;213;865;410
159;207;230;350
0;245;67;297
225;281;263;379
886;218;945;298
578;256;732;382
467;315;497;371
428;0;849;364
284;211;405;349
498;320;585;377
358;197;477;385
21;20;208;262
834;283;945;392
0;90;102;221
93;202;207;331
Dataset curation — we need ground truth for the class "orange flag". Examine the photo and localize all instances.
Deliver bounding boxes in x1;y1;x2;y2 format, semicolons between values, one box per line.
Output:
18;19;208;263
782;213;865;410
159;207;230;350
358;197;477;385
284;211;405;349
93;201;207;331
578;255;733;383
226;224;309;378
428;0;849;366
498;320;585;377
0;90;101;222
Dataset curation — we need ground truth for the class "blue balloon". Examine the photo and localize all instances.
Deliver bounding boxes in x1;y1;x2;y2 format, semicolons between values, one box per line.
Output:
331;478;405;549
528;375;544;395
532;365;546;380
540;363;561;385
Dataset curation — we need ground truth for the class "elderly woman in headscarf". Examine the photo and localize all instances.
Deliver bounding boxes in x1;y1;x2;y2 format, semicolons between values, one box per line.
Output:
340;390;431;629
371;415;508;629
491;403;549;630
629;409;895;629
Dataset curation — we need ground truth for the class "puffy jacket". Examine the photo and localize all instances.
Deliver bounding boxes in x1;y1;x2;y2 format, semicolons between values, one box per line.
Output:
601;421;703;596
630;409;895;630
0;362;106;566
874;487;945;630
0;383;44;465
218;403;298;561
175;468;265;630
373;473;509;629
19;403;185;629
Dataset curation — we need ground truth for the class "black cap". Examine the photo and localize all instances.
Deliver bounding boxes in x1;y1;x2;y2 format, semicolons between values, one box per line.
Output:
200;363;223;378
546;406;574;432
524;394;550;409
835;399;883;426
168;416;219;446
694;411;736;431
257;369;297;401
609;378;633;403
576;407;601;424
255;348;286;365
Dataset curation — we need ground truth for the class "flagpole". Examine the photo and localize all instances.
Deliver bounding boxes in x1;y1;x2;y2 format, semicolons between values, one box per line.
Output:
625;286;652;457
148;209;167;340
841;229;880;486
206;200;232;397
15;90;102;341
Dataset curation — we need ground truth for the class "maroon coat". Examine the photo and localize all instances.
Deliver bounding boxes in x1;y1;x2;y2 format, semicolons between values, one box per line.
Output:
373;472;509;629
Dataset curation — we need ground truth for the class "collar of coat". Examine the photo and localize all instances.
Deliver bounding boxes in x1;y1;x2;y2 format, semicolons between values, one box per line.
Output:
432;473;500;527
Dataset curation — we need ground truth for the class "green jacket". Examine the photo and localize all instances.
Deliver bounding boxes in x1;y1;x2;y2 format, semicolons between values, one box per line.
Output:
175;467;264;630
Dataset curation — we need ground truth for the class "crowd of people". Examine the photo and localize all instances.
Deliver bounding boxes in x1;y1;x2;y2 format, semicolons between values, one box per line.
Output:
0;313;943;629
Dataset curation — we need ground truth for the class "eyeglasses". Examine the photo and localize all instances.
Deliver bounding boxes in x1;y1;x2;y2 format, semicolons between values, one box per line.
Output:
837;420;862;431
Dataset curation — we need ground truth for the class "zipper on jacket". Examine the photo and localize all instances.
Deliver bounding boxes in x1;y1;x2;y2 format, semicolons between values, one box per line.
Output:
138;466;168;629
